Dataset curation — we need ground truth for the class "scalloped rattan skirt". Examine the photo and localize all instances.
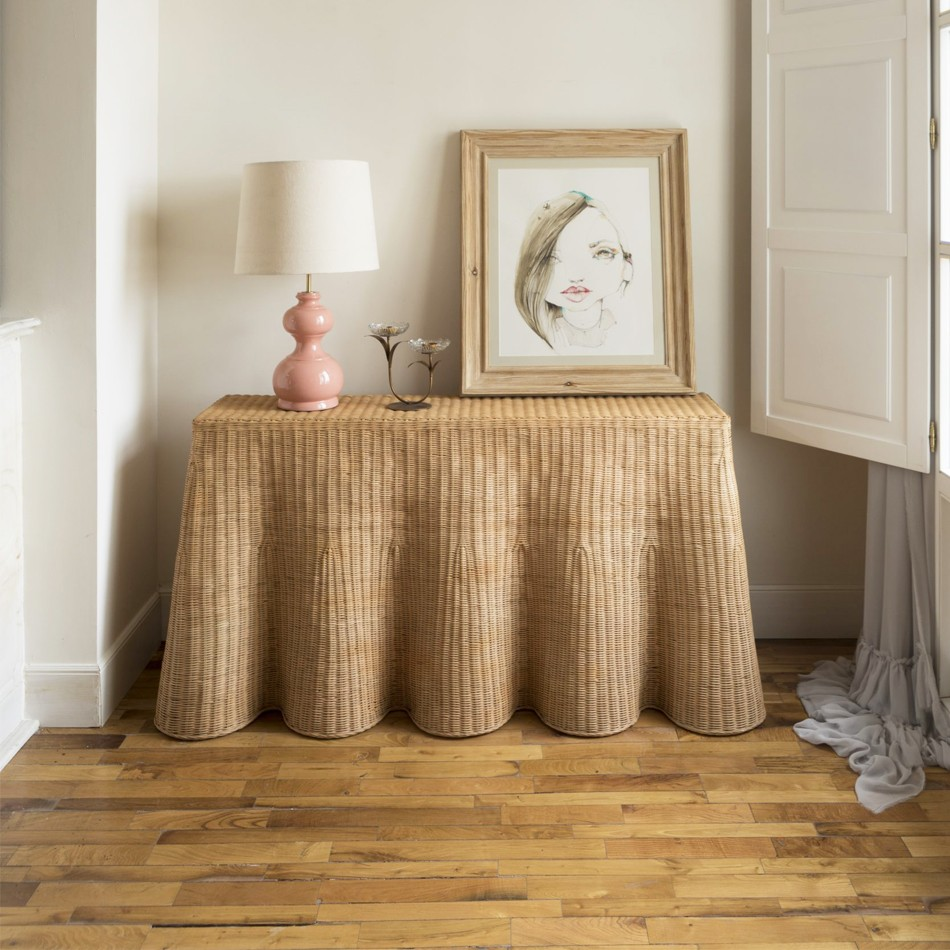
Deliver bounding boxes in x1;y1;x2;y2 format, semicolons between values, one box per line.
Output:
155;394;765;740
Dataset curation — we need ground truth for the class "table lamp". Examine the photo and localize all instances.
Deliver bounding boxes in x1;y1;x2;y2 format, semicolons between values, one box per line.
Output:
234;159;379;411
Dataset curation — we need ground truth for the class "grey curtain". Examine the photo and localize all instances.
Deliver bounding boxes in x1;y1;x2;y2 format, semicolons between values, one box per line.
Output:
794;462;950;812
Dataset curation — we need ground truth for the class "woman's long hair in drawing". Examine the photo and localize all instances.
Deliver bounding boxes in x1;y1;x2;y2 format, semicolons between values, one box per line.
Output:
514;191;632;349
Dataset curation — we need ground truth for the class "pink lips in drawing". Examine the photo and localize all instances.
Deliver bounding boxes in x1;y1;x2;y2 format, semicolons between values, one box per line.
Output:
561;286;590;303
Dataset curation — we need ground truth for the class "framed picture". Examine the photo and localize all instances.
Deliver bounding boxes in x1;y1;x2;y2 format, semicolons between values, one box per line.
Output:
461;129;695;395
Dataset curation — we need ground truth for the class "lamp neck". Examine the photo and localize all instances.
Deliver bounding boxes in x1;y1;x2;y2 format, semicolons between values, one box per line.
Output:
305;273;313;294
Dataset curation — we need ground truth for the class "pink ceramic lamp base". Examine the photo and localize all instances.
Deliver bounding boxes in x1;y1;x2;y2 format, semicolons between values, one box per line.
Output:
273;291;343;411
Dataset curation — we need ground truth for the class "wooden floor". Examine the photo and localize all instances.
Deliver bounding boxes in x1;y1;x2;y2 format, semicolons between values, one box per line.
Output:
1;639;948;950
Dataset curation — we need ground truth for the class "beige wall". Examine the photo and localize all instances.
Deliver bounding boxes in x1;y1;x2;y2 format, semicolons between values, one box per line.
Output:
2;0;100;667
1;0;161;725
157;0;867;635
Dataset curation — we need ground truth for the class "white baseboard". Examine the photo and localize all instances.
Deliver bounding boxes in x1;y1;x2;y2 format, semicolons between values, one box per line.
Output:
24;665;102;726
24;592;163;727
0;716;38;770
100;592;163;721
0;673;38;768
750;585;862;639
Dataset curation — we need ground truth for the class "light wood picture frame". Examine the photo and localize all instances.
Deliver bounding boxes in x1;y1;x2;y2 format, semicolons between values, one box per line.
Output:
461;129;695;395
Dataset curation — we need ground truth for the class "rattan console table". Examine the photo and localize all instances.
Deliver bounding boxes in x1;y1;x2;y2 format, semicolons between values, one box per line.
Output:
155;394;765;740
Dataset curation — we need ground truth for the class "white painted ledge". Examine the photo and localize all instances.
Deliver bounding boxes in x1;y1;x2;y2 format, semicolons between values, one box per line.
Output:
0;318;41;343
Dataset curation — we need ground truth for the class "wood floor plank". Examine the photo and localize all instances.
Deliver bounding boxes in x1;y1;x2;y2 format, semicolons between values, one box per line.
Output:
70;905;325;926
118;762;282;780
707;789;860;804
646;914;871;943
357;776;535;795
519;756;643;776
145;842;332;865
60;779;249;798
560;897;784;917
327;839;606;861
0;881;37;905
7;844;154;866
377;823;572;840
252;794;479;809
480;791;708;806
856;943;950;949
637;755;761;774
922;801;950;820
702;773;842;792
622;802;755;823
646;740;804;756
268;806;502;827
510;914;649;946
850;872;950;897
1;810;140;831
862;914;950;940
239;777;362;796
1;830;160;847
8;750;105;765
317;898;560;921
751;803;929;822
356;917;511;948
1;924;150;948
597;821;818;840
815;821;950;837
533;773;703;792
503;804;626;825
19;863;269;883
605;837;777;857
903;835;950;856
523;874;676;900
157;827;379;844
377;744;539;762
27;881;181;906
501;858;765;877
672;872;857;898
127;808;270;830
779;897;928;913
0;906;73;925
262;860;500;880
534;741;654;759
54;795;257;811
138;923;360;949
174;880;322;905
761;857;950;874
2;764;125;781
387;760;519;778
773;836;911;857
317;877;528;903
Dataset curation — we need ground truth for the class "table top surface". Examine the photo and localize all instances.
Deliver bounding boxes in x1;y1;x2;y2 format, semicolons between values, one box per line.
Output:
196;393;728;428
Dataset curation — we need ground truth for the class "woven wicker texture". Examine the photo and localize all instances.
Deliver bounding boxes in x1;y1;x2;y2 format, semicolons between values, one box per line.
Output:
155;394;765;740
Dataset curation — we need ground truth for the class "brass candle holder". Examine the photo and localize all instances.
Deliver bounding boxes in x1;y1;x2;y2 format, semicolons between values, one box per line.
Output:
368;323;450;411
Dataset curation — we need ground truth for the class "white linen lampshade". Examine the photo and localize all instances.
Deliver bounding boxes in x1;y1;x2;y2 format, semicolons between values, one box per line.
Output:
235;159;379;275
234;159;379;412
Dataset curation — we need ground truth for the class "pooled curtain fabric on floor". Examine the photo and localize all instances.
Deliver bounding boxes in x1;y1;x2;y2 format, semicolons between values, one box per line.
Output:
795;462;950;812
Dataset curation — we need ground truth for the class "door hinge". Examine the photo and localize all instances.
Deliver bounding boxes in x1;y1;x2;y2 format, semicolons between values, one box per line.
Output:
931;419;938;454
932;117;938;150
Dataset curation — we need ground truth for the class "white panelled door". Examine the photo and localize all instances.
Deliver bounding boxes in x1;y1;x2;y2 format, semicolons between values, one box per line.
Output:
752;0;931;472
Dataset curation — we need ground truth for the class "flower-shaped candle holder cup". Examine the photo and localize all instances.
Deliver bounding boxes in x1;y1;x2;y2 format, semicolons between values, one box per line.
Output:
368;323;450;411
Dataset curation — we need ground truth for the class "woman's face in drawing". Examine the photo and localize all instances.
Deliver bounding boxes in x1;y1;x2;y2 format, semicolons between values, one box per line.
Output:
543;207;628;315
